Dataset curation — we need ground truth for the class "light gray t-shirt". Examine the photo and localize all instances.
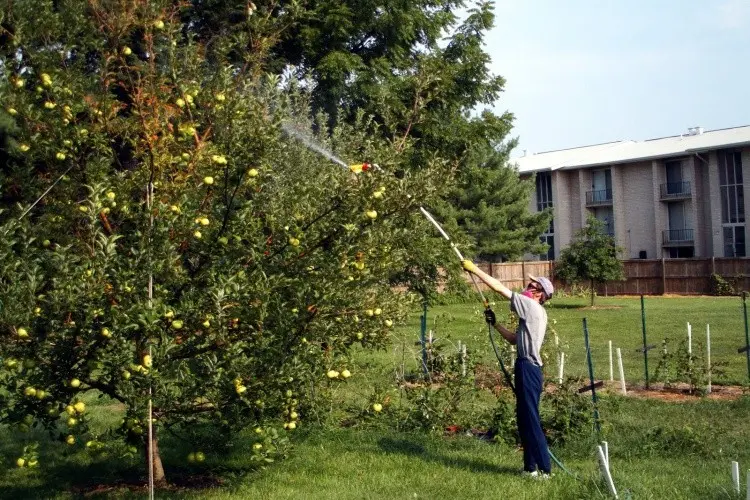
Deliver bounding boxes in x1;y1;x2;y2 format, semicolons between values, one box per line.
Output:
510;292;548;366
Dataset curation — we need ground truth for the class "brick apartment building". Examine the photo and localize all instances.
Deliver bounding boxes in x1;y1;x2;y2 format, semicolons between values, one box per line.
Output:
513;125;750;260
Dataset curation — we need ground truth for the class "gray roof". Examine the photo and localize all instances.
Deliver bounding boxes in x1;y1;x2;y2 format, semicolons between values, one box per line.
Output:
511;125;750;174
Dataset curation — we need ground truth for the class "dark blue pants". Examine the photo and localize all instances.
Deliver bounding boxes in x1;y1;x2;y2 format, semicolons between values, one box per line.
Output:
515;358;551;473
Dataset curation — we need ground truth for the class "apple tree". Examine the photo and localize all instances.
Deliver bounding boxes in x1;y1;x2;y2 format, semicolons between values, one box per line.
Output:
0;1;454;483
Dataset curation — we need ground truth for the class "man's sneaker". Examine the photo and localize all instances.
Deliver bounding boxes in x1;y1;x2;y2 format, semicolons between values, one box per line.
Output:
534;472;553;480
520;470;539;478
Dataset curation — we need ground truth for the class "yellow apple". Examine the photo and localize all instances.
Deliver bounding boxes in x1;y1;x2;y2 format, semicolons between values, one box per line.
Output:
365;309;374;317
19;144;30;152
41;73;52;86
176;98;186;108
253;443;262;450
289;237;300;247
74;402;86;413
287;421;297;430
215;93;226;102
356;332;364;340
247;168;258;177
17;327;29;338
385;320;393;327
14;79;25;88
16;458;25;467
44;101;56;109
65;405;76;416
67;417;77;427
66;435;75;445
211;155;227;165
24;387;36;397
101;328;112;338
199;217;210;226
194;230;202;239
122;46;132;55
142;355;153;368
326;370;339;379
154;20;165;30
236;385;247;394
106;191;116;200
373;403;383;412
171;319;183;329
195;451;205;462
374;308;382;316
70;378;81;388
164;310;175;319
365;210;377;219
7;107;17;115
341;369;351;379
203;176;214;185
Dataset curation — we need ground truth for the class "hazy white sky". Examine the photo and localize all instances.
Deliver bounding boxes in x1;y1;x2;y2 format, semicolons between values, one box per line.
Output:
484;0;750;156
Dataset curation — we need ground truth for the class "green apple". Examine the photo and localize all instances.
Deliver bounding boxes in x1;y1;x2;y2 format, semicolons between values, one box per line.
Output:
199;217;210;226
187;452;196;463
142;354;153;368
65;405;76;416
194;230;202;239
16;458;25;467
41;73;52;86
374;308;382;316
154;20;165;29
66;435;75;445
247;168;258;177
287;421;297;430
24;387;36;397
326;370;339;379
235;385;247;394
17;327;29;338
195;451;205;462
67;417;78;427
215;93;226;102
121;370;131;380
171;319;183;329
290;411;299;420
100;327;112;338
218;236;228;245
356;332;364;340
252;443;262;450
373;403;383;412
365;309;374;317
164;310;174;319
42;239;51;247
19;143;30;152
365;210;377;219
122;46;132;55
106;191;116;200
176;98;186;108
35;389;46;399
7;107;17;115
14;79;24;88
202;319;210;327
288;237;300;247
341;369;351;379
384;320;393;328
203;176;214;185
170;205;181;213
74;401;86;413
210;155;227;165
44;101;56;109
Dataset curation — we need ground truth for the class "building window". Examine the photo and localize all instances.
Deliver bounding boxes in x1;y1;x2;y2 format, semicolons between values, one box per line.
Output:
719;150;745;256
592;206;614;236
536;172;554;260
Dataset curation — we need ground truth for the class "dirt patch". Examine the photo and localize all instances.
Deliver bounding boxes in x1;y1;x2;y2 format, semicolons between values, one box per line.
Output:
575;305;624;310
611;382;747;402
71;474;224;496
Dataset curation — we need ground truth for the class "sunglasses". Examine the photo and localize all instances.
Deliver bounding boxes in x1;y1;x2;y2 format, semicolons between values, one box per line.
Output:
526;282;542;292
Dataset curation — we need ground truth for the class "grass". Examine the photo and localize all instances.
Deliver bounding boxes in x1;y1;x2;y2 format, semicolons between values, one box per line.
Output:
1;296;750;499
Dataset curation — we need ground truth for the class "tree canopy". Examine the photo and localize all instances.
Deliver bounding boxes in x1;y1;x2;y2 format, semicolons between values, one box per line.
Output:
555;217;625;305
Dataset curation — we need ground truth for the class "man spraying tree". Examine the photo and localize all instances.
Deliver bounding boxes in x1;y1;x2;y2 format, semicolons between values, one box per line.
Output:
462;262;554;478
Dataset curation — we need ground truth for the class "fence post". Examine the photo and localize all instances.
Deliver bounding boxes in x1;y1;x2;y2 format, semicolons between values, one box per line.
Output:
661;258;666;295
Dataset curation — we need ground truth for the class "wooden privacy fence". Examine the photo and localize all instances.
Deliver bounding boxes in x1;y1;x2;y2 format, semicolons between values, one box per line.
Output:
472;258;750;296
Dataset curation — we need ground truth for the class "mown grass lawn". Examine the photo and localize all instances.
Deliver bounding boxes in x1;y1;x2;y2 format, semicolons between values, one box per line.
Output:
1;296;749;499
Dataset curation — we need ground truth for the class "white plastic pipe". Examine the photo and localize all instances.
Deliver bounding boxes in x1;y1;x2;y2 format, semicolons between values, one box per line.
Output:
706;324;712;394
461;343;467;377
558;352;565;385
597;445;618;498
687;322;692;355
617;347;626;394
746;469;749;500
733;461;740;494
602;440;610;468
609;340;614;382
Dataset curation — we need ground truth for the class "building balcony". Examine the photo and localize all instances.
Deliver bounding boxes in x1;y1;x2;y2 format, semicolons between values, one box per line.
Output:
659;181;692;201
662;228;694;247
585;189;613;206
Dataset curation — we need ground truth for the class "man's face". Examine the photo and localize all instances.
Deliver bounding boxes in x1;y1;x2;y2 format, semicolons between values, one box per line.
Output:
525;282;544;302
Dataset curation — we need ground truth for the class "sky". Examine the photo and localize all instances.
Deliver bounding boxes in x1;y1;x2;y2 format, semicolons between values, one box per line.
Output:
484;0;750;157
